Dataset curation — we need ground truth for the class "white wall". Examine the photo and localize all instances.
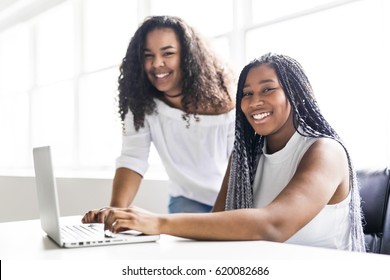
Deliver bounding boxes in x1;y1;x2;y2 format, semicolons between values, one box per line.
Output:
0;176;169;223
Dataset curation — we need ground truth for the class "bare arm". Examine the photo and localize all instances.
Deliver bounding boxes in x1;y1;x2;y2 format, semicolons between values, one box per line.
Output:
82;167;142;223
104;138;349;242
110;167;142;208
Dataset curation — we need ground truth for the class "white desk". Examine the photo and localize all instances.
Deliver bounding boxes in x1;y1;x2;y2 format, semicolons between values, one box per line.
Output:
1;217;390;280
0;216;388;261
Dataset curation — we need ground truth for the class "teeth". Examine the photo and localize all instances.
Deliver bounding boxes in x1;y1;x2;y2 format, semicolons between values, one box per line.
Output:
253;112;270;120
155;73;169;78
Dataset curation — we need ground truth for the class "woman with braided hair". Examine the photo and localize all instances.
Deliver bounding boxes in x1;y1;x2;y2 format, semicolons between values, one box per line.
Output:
84;53;366;252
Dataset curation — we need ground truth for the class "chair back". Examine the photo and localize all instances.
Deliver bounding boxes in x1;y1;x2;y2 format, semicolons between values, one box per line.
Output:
357;168;390;254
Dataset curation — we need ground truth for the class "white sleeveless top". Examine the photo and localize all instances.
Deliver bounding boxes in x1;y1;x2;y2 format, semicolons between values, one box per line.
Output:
253;131;352;250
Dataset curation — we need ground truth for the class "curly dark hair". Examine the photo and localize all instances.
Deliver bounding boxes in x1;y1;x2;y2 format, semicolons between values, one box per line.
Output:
117;15;234;131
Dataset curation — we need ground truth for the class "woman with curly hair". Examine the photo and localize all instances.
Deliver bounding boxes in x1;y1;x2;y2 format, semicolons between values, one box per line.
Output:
85;16;235;215
85;53;366;252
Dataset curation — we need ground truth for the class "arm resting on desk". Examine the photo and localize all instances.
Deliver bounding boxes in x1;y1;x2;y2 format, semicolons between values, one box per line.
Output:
103;140;348;243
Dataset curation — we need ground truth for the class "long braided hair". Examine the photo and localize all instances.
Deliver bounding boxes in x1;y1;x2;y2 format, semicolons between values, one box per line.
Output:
225;53;365;252
118;15;234;131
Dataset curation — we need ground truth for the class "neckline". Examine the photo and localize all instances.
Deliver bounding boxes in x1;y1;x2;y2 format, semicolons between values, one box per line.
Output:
262;130;301;162
164;92;183;98
154;98;235;123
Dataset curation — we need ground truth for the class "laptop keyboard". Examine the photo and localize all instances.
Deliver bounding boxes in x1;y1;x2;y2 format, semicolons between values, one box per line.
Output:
61;224;104;241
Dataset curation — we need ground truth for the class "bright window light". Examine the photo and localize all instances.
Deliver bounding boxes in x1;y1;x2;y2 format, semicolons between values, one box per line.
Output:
78;68;121;168
83;0;139;72
0;0;389;176
150;0;234;37
31;81;75;167
35;1;74;86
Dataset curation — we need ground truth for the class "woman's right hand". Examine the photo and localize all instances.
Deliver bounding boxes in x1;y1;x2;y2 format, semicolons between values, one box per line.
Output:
81;207;117;224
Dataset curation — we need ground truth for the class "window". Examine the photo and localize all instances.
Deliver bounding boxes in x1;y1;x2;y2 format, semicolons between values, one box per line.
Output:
0;25;30;169
251;0;337;24
0;25;30;93
78;68;121;168
150;0;233;37
0;0;389;177
31;81;75;167
83;0;139;72
35;1;74;86
246;0;390;168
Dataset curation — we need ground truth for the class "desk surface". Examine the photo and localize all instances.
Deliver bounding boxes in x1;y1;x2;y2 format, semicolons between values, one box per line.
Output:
0;216;389;261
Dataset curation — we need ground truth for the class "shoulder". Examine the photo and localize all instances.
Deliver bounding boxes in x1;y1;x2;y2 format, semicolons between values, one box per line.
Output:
300;137;348;174
308;137;346;156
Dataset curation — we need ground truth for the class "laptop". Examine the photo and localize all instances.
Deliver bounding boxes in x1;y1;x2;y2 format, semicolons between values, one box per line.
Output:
33;146;160;248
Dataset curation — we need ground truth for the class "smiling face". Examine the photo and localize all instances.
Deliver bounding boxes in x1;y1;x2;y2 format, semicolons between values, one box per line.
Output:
143;28;183;97
240;64;294;141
